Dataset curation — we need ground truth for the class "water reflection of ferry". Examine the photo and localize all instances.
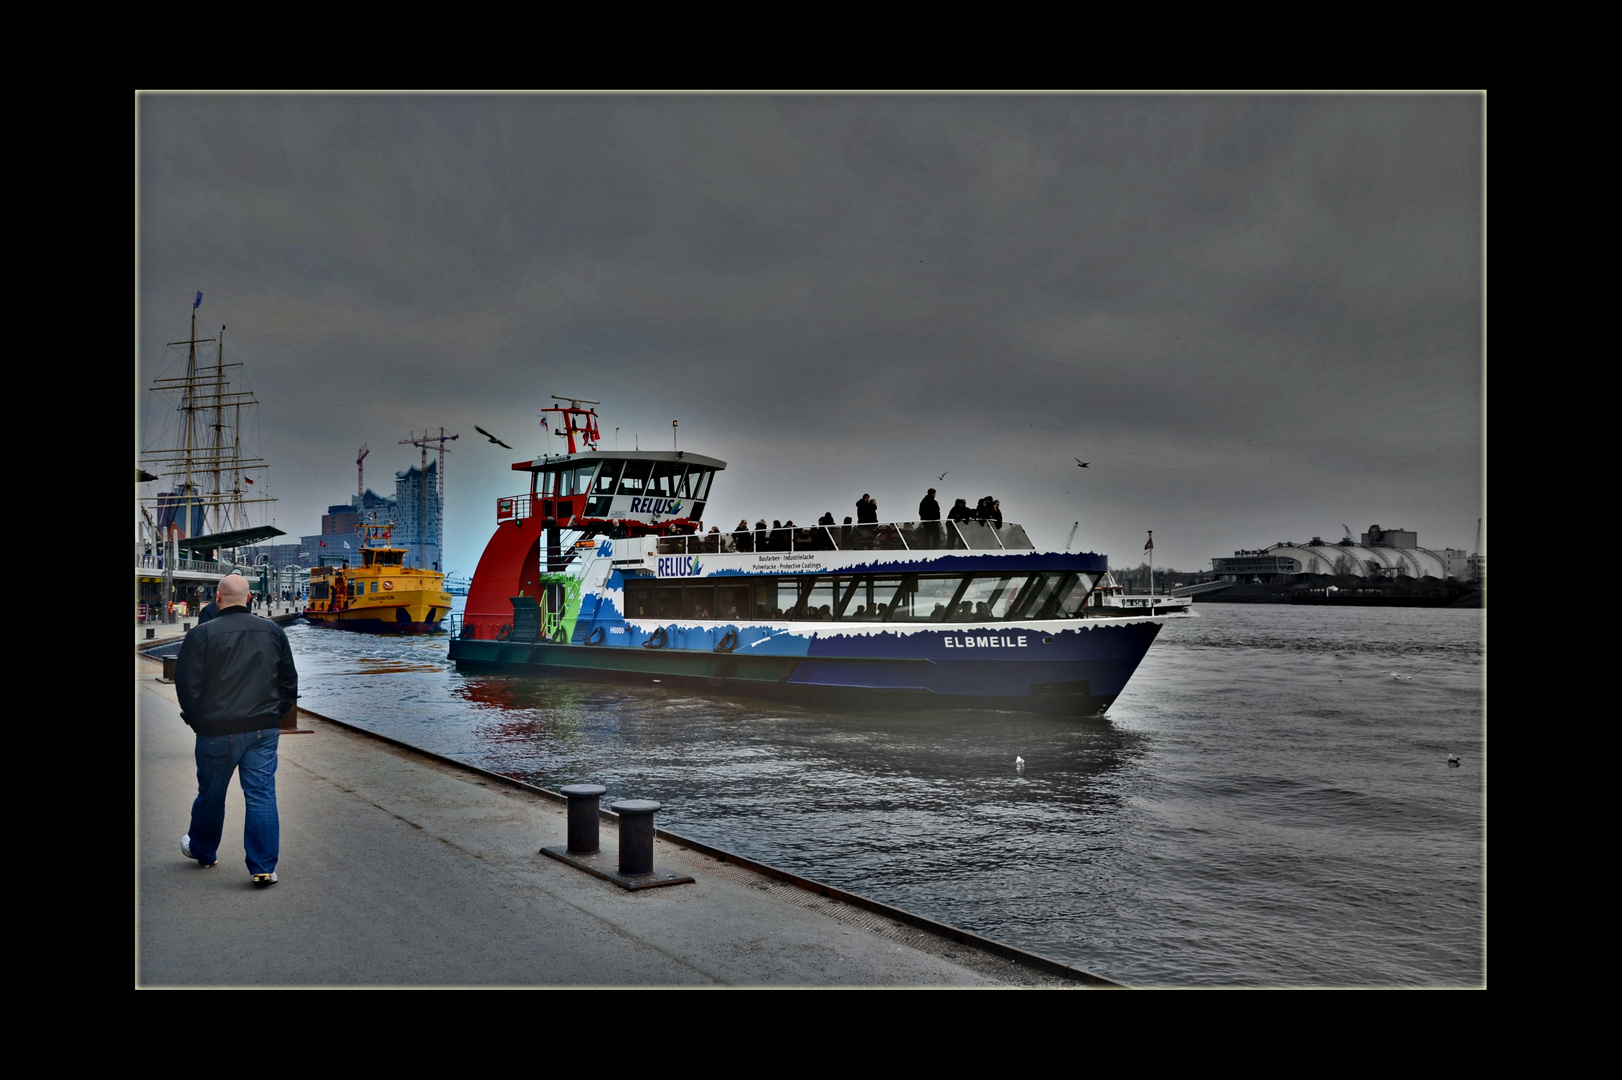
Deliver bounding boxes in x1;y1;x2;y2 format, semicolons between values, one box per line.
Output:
448;398;1181;714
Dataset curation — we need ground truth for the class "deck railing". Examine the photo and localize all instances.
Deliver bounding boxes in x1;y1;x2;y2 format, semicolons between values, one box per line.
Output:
133;548;231;575
653;520;1034;556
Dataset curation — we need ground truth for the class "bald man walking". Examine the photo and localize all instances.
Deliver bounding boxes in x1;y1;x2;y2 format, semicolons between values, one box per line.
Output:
174;575;299;885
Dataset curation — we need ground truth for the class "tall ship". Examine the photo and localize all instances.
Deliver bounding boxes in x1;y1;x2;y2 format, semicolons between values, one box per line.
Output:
138;293;283;621
305;524;453;633
448;398;1182;713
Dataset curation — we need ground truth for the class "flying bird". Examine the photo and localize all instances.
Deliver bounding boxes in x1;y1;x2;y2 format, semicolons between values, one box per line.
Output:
476;426;513;449
938;472;948;481
1075;459;1090;468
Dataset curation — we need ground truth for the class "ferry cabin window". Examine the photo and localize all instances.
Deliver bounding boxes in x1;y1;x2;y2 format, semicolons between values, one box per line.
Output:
624;573;1086;623
648;461;684;498
593;460;624;496
618;460;652;496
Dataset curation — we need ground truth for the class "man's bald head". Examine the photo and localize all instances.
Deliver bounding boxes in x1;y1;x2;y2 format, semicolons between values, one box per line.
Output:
216;575;250;608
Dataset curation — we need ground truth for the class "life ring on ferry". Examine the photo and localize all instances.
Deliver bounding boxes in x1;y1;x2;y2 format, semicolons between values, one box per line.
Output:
714;629;739;654
497;623;512;642
382;580;394;592
641;626;669;650
584;626;606;646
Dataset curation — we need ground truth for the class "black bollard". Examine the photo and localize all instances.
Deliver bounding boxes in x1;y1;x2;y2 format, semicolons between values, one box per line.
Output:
612;799;661;876
561;784;607;854
161;654;179;681
146;628;155;640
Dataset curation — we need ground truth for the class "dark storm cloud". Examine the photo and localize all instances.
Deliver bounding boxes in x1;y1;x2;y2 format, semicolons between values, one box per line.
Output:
137;93;1483;574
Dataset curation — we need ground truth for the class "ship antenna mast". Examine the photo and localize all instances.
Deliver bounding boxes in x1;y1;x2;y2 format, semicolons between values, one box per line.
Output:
542;395;602;455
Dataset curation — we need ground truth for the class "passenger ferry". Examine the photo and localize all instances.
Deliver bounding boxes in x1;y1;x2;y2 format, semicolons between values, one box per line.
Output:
306;524;453;633
448;399;1181;713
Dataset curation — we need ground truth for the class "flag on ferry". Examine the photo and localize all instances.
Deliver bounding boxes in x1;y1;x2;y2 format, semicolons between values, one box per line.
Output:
194;291;202;309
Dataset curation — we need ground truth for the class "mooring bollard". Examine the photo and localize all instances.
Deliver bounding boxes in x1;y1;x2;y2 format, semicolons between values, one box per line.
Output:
561;784;607;854
162;654;179;681
612;799;661;876
146;628;155;640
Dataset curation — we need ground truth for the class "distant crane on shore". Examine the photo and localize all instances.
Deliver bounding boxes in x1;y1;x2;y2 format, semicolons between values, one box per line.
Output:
357;444;369;497
1064;521;1079;551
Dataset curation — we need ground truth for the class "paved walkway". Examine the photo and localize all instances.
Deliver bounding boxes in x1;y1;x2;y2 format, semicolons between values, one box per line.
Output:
136;641;1078;987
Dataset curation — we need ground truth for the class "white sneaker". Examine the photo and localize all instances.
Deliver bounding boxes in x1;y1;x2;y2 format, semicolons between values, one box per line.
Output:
252;872;278;887
181;835;217;868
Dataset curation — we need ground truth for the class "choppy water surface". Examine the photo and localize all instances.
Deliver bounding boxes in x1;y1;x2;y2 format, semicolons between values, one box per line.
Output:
287;604;1485;986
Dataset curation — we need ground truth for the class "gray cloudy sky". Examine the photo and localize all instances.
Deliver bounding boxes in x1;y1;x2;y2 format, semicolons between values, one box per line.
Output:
136;93;1484;576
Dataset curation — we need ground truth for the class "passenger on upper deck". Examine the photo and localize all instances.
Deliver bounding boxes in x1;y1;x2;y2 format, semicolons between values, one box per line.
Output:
919;489;940;521
856;494;878;525
733;520;753;553
947;498;972;523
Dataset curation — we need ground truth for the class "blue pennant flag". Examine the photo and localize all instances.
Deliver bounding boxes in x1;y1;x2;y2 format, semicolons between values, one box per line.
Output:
194;291;203;309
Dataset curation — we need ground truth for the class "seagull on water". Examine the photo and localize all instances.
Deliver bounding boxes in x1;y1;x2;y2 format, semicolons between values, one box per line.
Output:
1015;756;1025;770
1383;669;1424;681
1447;755;1461;767
476;426;513;449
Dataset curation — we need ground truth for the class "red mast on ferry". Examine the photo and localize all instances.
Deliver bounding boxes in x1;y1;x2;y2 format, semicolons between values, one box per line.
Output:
540;396;601;455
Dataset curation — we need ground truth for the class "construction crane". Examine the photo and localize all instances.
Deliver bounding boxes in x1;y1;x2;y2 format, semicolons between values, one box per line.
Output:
1064;521;1079;551
399;429;459;569
357;443;369;498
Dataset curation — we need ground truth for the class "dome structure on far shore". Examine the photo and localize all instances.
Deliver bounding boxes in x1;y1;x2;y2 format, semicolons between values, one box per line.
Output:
1211;525;1462;581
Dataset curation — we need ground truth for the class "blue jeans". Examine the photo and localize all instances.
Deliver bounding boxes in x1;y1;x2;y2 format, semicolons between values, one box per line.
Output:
189;729;280;875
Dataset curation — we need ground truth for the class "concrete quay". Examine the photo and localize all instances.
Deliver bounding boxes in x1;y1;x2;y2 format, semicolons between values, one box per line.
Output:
136;622;1107;988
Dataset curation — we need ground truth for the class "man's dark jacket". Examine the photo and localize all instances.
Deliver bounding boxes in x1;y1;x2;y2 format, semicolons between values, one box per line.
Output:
175;606;298;736
919;495;940;521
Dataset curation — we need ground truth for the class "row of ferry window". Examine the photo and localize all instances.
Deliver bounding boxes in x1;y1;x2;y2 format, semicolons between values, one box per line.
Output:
309;581;386;600
540;461;718;501
622;572;1098;623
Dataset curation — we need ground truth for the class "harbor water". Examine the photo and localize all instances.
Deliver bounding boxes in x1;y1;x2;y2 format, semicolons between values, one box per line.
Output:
285;603;1485;987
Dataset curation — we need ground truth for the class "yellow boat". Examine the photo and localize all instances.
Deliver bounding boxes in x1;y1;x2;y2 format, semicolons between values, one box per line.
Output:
305;525;453;633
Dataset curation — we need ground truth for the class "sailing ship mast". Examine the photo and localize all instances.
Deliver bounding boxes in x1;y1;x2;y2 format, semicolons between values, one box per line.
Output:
140;293;276;548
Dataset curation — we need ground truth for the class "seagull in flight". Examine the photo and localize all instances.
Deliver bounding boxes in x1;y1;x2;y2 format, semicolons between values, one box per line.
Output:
476;426;513;449
938;472;948;481
1075;459;1090;468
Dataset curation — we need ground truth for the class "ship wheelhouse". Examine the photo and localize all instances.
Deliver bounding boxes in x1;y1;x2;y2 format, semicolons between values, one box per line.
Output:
519;450;726;535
